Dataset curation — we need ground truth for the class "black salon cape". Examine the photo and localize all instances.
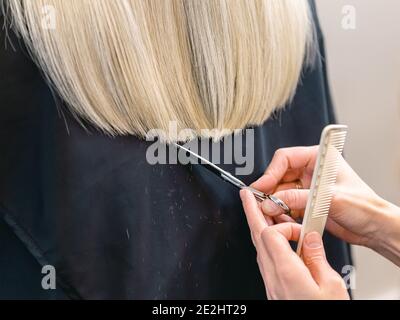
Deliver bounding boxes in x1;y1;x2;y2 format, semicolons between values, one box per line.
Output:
0;2;352;299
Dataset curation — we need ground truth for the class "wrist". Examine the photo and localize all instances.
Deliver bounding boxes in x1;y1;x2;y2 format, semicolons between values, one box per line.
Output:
374;204;400;266
339;190;392;247
367;199;400;265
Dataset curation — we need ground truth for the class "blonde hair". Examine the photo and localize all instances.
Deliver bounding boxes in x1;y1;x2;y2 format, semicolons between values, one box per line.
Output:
4;0;314;142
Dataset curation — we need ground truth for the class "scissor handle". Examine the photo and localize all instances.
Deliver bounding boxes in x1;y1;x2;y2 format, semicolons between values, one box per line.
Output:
245;187;291;216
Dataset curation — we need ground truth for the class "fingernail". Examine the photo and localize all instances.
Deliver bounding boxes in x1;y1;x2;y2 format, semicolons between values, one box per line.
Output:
305;232;322;249
262;199;278;213
239;189;246;201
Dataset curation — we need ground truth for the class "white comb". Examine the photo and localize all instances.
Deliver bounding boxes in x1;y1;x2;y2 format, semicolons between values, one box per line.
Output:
296;125;348;255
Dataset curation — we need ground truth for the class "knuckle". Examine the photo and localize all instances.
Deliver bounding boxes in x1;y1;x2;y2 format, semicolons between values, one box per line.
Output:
274;148;286;159
256;255;263;269
267;284;279;300
286;189;298;206
279;264;297;282
311;145;319;153
323;274;347;296
328;273;346;289
250;231;257;247
260;227;275;244
304;253;325;268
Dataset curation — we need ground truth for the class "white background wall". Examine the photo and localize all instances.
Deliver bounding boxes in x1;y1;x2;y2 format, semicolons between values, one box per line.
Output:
316;0;400;299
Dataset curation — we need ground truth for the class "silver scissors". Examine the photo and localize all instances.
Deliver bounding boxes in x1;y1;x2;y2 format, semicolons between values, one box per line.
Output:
174;143;291;215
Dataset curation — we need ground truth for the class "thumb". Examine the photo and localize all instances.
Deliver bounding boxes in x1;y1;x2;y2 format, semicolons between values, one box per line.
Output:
302;232;335;286
261;189;309;217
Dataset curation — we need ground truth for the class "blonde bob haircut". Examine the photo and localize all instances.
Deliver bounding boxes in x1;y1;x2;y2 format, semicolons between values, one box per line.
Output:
5;0;314;142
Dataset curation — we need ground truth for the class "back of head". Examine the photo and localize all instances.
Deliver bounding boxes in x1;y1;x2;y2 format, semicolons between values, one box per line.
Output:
4;0;314;142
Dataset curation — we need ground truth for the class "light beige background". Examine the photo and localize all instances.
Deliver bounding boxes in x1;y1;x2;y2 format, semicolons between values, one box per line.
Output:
316;0;400;299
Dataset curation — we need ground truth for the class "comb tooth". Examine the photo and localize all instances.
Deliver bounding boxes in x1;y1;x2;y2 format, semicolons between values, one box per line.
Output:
322;172;338;177
314;208;331;214
314;202;333;209
314;209;330;214
332;140;345;145
307;126;348;220
316;203;332;208
331;134;346;139
322;173;338;178
317;205;332;209
314;208;330;213
315;204;332;211
331;136;346;141
313;213;329;218
314;211;330;215
331;134;345;137
333;142;345;148
318;191;335;197
321;170;338;175
316;195;332;200
332;135;346;139
317;193;333;198
321;172;335;176
331;136;346;149
320;176;338;182
323;162;339;167
321;177;338;182
315;201;331;205
331;145;345;150
315;201;332;207
317;198;333;203
324;160;339;165
323;169;338;174
317;198;334;205
314;206;330;212
312;168;339;216
320;177;336;182
315;198;333;204
317;192;334;198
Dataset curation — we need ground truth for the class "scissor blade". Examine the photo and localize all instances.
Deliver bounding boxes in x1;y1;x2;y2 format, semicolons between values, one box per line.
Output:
174;143;291;215
174;143;246;188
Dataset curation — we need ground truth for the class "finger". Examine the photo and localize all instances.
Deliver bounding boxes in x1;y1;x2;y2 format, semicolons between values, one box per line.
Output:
269;222;302;241
251;146;318;193
280;169;303;183
273;213;296;224
255;242;276;300
260;202;275;226
261;189;309;217
275;181;303;192
301;232;337;286
240;189;269;236
260;223;302;264
260;224;321;299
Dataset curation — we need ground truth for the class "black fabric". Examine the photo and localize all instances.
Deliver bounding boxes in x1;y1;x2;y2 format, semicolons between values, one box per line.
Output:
0;1;352;299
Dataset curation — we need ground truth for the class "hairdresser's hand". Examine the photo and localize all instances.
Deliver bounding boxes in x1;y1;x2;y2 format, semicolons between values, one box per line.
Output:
240;189;349;300
251;146;396;251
